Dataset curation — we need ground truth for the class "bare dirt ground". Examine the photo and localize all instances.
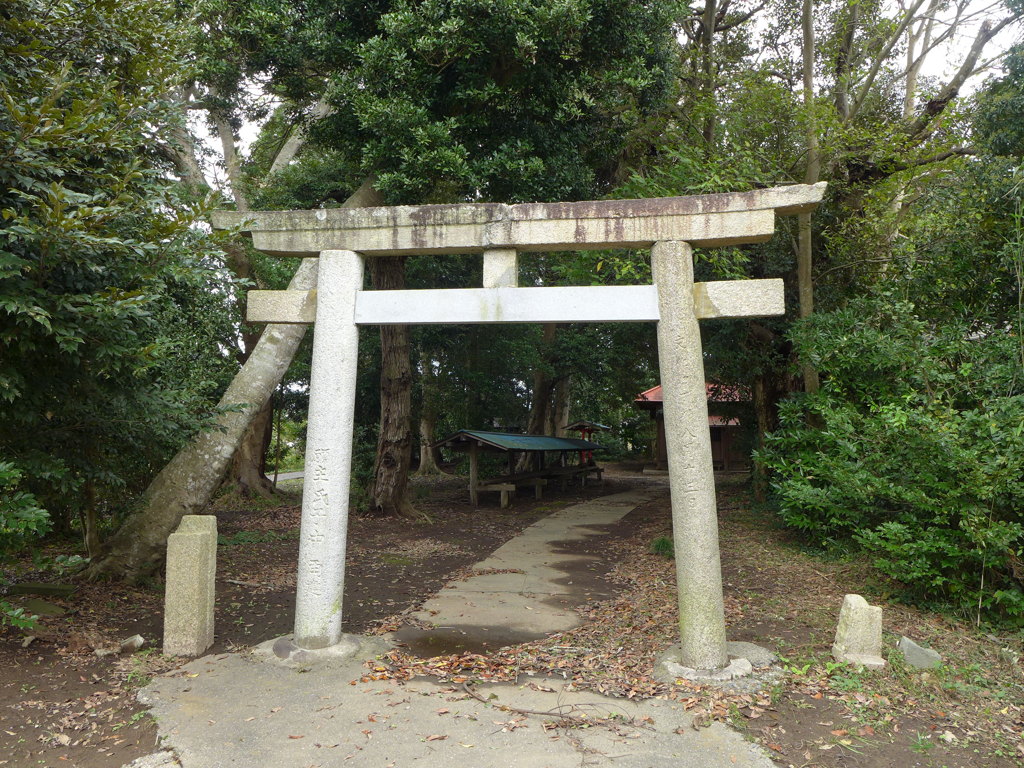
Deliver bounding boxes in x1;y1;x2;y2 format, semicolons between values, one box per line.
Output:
1;466;1022;768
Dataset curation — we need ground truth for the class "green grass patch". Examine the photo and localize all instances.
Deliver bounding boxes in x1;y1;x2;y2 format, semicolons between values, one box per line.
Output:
218;530;299;547
379;554;414;566
649;536;674;558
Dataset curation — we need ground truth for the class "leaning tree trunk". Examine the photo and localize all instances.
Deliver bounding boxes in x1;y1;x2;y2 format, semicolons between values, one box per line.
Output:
225;243;277;497
368;255;417;517
228;398;275;496
81;181;383;582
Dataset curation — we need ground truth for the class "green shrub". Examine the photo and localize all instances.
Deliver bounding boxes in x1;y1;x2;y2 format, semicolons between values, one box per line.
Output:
0;461;49;558
1;461;49;628
759;298;1024;624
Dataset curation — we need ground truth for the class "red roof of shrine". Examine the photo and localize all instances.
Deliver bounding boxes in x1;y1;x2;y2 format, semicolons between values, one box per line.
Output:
634;383;748;404
634;383;747;426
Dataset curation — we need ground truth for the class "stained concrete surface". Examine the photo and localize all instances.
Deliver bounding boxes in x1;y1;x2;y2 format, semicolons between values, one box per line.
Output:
137;654;775;768
130;489;777;768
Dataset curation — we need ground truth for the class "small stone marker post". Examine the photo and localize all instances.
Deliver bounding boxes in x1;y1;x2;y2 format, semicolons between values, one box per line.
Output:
897;636;942;669
832;594;886;669
163;515;217;657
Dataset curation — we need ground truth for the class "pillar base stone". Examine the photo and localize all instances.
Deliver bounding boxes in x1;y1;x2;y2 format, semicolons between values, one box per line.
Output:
252;634;393;670
655;641;782;693
831;649;887;670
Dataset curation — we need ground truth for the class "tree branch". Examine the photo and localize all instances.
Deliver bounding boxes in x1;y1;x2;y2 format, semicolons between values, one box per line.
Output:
211;107;250;212
893;145;976;171
848;0;930;122
906;16;1017;141
716;3;764;32
157;89;211;195
266;98;332;178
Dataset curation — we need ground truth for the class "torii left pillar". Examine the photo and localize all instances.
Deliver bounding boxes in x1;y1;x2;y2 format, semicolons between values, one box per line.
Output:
293;250;362;649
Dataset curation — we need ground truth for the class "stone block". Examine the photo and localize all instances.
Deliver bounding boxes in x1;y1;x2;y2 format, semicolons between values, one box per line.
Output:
831;594;886;669
726;641;778;669
20;597;65;617
122;751;180;768
898;636;942;669
120;634;146;654
253;633;394;670
163;515;217;657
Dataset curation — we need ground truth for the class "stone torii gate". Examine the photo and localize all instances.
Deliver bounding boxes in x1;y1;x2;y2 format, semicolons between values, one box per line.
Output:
213;182;825;672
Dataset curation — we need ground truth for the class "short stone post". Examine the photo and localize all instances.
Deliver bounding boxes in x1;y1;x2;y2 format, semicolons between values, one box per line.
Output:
652;240;729;671
294;250;363;650
832;594;886;669
482;248;518;288
163;515;217;657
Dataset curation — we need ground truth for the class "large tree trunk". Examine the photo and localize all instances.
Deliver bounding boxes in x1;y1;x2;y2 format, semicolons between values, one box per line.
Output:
368;256;417;517
525;323;558;435
219;102;335;498
414;415;443;475
551;375;571;437
81;181;383;582
525;373;555;436
517;324;558;471
414;357;443;476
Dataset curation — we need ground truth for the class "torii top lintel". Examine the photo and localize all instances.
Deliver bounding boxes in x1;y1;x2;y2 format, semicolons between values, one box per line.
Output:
211;182;826;258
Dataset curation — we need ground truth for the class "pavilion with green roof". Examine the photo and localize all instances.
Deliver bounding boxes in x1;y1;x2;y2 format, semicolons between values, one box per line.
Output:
434;429;604;507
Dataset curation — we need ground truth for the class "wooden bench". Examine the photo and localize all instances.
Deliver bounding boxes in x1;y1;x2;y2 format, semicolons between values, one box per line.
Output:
471;463;603;507
542;464;603;490
472;481;516;508
473;473;550;507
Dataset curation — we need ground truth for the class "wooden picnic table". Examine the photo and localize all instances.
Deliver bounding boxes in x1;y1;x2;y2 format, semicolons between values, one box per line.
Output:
432;429;605;508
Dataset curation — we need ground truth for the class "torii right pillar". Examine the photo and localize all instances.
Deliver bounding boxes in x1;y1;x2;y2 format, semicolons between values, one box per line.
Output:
652;240;728;671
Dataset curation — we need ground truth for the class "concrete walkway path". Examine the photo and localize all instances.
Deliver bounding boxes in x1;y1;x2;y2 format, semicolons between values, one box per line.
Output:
394;488;658;655
136;659;774;768
129;489;776;768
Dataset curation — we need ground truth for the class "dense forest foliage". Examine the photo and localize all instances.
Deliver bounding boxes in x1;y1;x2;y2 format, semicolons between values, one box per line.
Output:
2;0;1022;625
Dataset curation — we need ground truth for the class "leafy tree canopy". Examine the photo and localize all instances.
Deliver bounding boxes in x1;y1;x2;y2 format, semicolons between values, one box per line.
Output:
196;0;678;205
0;0;237;537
